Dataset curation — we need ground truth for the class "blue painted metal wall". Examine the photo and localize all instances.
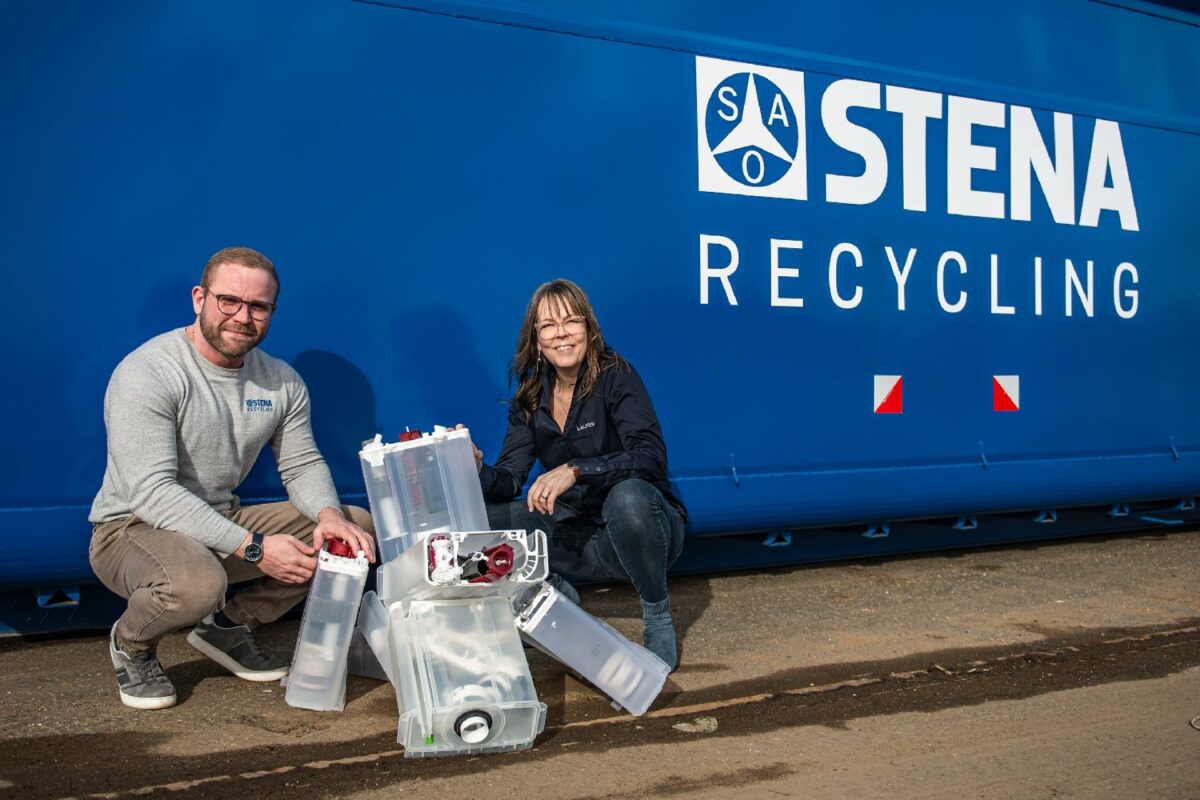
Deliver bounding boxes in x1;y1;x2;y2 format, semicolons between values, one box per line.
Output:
1;1;1197;596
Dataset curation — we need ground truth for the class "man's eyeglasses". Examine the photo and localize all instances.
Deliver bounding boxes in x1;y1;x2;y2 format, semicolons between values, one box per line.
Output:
537;316;586;340
206;290;276;321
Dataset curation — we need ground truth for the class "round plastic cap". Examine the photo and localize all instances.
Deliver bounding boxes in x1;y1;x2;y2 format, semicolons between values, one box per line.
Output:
324;539;354;558
456;713;491;744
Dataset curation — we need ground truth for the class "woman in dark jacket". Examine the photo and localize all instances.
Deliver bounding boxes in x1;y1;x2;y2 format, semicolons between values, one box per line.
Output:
476;279;687;670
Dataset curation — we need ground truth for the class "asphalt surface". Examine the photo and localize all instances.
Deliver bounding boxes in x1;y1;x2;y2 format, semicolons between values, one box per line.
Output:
1;528;1198;799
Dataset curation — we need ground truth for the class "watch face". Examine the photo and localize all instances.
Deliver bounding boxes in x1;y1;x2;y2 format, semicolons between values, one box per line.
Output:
244;542;263;563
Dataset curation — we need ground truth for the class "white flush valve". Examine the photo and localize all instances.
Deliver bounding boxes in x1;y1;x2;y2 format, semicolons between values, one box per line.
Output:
429;537;462;583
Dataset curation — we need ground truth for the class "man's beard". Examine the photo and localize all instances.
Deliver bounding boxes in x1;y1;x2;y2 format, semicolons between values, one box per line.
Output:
198;308;265;360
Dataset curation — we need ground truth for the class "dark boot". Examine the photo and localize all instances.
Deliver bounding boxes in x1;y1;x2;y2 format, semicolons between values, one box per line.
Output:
641;597;678;671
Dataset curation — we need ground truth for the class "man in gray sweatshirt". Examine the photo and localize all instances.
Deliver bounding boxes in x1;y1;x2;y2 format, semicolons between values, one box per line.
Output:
89;246;376;710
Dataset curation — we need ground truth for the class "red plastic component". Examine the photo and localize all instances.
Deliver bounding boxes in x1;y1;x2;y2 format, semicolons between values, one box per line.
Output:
324;539;354;558
403;450;424;505
399;429;423;442
468;543;516;583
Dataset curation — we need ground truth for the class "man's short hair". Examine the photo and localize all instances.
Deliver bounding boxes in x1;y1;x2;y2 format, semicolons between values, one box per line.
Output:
200;247;280;296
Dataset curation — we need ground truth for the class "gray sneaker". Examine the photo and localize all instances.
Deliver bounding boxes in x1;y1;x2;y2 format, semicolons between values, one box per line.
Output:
186;614;289;682
110;624;177;710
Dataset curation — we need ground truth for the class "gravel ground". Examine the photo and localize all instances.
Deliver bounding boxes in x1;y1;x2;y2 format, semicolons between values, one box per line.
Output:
1;529;1197;799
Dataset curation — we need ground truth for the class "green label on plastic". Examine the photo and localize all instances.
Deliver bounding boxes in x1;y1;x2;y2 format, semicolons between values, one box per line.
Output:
424;734;435;745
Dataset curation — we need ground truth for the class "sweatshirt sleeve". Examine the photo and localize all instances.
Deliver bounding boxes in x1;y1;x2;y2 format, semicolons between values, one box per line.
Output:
478;401;537;502
103;358;249;555
271;372;341;520
570;365;669;488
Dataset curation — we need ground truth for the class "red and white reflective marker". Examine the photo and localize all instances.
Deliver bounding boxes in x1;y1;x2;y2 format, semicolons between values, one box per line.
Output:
874;375;903;414
993;375;1020;412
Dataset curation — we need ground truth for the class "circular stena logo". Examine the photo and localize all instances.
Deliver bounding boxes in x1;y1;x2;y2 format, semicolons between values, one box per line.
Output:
704;72;799;188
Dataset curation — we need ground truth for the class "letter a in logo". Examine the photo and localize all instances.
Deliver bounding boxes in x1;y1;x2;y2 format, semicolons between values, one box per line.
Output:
696;56;807;199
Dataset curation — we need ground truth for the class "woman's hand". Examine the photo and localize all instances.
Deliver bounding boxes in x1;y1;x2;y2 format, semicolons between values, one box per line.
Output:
527;463;577;515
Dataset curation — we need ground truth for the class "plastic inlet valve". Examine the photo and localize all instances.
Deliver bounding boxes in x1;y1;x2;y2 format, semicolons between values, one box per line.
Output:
465;544;516;583
429;537;463;583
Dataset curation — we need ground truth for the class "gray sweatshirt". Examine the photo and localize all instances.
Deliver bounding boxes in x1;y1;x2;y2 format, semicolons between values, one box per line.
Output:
89;328;341;555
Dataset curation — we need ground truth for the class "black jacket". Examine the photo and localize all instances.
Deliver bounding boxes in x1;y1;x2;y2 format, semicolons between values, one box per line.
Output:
478;361;687;524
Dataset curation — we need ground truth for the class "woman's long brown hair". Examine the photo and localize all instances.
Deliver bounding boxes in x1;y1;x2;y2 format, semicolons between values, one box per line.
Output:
510;279;625;420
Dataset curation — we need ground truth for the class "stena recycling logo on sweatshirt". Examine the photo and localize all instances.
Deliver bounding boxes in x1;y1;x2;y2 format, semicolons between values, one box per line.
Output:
245;399;274;413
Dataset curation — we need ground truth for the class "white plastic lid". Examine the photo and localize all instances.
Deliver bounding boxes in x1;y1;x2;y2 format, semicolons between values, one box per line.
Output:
358;433;387;467
317;548;370;576
356;425;473;459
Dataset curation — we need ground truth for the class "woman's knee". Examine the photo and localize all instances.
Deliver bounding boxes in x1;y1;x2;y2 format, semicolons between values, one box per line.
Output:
602;479;659;525
486;501;540;532
485;501;512;530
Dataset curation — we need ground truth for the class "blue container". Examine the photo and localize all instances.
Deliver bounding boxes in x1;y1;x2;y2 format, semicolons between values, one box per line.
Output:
1;2;1197;629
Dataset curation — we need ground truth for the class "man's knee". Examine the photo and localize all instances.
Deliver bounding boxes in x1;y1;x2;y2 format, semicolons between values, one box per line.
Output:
164;558;227;623
230;501;315;540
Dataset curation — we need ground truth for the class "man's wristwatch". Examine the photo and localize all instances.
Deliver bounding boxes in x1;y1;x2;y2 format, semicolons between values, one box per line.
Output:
242;532;264;564
568;462;581;480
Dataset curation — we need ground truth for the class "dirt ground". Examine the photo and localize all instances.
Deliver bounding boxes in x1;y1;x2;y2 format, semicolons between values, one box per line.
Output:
1;529;1198;799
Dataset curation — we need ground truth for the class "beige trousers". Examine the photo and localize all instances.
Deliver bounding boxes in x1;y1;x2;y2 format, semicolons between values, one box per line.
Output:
89;502;374;655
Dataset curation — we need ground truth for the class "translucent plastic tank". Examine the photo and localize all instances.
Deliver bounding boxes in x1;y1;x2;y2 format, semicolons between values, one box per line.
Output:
345;628;389;682
516;582;670;716
346;590;392;683
358;427;489;563
358;436;405;554
285;542;369;711
388;596;546;757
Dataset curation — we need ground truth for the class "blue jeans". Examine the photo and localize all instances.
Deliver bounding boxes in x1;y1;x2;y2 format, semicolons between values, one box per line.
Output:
486;478;685;605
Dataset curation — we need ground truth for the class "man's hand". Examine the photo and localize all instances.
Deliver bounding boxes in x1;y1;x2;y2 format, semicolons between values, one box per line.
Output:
314;507;376;562
257;535;318;584
527;463;577;515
